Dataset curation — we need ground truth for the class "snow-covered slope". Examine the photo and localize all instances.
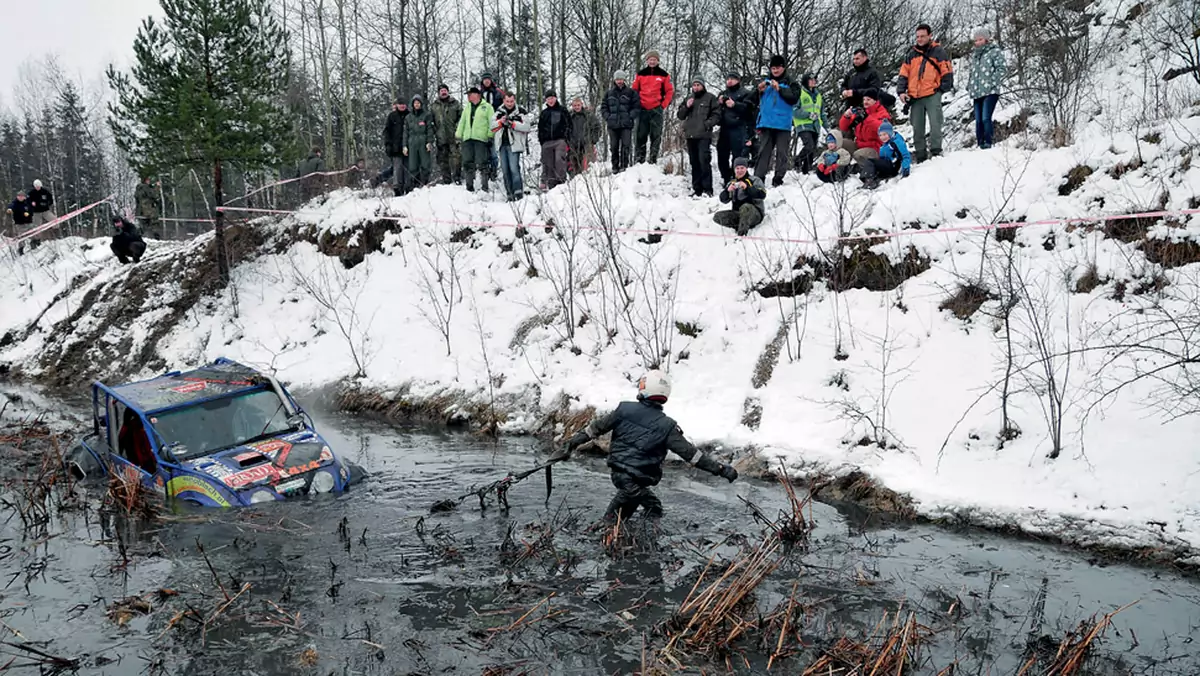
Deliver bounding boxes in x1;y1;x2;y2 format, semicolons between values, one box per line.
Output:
4;0;1200;561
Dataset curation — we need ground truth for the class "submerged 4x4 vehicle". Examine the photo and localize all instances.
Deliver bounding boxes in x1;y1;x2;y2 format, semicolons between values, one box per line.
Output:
68;359;362;507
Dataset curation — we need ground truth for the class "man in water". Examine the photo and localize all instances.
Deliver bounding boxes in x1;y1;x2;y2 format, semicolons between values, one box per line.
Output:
554;370;738;521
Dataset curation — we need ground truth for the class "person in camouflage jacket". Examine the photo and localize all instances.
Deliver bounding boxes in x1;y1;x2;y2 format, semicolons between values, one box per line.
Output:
134;177;162;238
431;85;464;183
967;28;1006;150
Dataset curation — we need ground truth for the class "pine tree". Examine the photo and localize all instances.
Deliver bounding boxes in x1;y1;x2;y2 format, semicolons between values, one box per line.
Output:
55;83;108;220
107;0;293;279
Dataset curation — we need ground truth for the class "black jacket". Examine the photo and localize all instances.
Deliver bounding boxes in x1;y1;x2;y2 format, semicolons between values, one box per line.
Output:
676;88;721;139
112;218;144;245
480;83;506;110
842;62;884;109
600;84;641;129
570;399;723;485
7;199;32;225
28;186;53;213
538;103;570;143
717;85;754;133
383;109;408;157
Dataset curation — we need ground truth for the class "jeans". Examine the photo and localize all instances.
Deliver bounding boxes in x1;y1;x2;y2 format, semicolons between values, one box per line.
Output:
973;94;1000;149
498;145;524;199
686;137;713;196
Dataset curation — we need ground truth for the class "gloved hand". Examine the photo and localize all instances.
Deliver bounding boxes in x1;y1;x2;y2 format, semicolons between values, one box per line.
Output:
547;444;571;462
718;464;738;482
901;167;911;178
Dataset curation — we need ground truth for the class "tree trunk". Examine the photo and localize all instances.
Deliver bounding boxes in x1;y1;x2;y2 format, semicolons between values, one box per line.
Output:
213;159;228;281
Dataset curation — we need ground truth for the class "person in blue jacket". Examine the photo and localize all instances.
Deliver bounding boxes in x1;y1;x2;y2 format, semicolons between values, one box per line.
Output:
749;55;800;187
859;121;911;189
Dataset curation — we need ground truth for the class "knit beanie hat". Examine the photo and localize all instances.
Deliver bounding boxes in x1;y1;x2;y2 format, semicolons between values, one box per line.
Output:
614;70;629;82
544;88;557;99
726;72;741;81
862;87;881;103
690;76;705;87
825;133;837;145
973;27;992;40
878;121;894;137
733;157;749;168
769;54;786;68
645;50;660;60
438;83;449;93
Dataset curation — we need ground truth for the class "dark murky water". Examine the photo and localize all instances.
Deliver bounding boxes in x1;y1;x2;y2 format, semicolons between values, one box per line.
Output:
2;403;1199;675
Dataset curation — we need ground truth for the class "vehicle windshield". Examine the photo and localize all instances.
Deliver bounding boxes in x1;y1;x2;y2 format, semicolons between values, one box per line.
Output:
150;389;293;461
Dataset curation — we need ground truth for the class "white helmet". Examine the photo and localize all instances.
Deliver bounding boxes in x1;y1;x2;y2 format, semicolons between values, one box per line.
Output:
32;179;42;189
638;370;672;402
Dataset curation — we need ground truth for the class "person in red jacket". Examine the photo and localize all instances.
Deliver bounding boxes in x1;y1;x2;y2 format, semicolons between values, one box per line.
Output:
837;88;892;163
631;50;675;165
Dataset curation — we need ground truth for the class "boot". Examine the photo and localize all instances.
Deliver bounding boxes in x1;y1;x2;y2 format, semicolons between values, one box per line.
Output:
772;176;784;188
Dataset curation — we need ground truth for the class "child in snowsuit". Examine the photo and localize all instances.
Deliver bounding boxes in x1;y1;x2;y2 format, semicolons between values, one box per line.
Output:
815;131;852;184
858;121;912;189
554;370;738;521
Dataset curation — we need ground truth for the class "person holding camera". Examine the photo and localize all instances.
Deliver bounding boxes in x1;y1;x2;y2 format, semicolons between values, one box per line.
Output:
750;55;800;187
491;92;532;201
716;73;754;184
713;157;767;236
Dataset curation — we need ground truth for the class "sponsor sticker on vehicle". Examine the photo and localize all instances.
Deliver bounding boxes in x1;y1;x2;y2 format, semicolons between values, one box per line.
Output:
250;439;291;457
171;381;207;394
274;479;306;494
167;476;231;507
225;464;281;489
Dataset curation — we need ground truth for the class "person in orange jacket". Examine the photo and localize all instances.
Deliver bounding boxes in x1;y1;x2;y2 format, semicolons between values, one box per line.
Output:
898;23;954;162
631;50;675;165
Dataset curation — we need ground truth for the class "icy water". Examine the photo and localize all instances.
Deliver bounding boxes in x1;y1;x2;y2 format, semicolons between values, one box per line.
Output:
1;405;1199;675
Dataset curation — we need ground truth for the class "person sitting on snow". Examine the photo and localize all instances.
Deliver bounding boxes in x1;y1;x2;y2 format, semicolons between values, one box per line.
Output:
551;370;738;522
110;215;147;264
858;121;912;190
714;157;767;236
816;131;852;184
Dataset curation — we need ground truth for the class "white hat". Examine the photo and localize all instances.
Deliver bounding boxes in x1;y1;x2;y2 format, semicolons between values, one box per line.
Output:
33;179;42;189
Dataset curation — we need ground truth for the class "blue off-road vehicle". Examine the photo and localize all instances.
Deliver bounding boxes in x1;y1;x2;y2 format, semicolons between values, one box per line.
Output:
68;359;361;507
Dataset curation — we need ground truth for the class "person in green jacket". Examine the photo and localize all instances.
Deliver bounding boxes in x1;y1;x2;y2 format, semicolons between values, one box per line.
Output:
968;28;1006;149
455;87;495;192
404;95;437;188
792;73;825;174
431;84;464;184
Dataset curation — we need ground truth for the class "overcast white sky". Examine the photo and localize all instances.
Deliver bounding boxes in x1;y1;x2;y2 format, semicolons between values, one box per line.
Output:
0;0;162;106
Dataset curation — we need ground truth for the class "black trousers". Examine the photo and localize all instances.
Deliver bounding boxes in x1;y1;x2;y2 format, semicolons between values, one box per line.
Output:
609;128;632;173
605;469;663;520
716;127;748;183
754;128;791;182
686;137;714;196
794;130;817;173
111;239;146;264
859;157;900;181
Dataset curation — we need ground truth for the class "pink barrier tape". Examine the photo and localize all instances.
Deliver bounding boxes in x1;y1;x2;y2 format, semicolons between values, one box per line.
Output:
215;204;1200;247
224;167;361;207
4;194;115;246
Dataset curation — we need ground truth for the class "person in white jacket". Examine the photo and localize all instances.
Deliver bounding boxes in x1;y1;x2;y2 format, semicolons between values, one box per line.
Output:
491;92;532;201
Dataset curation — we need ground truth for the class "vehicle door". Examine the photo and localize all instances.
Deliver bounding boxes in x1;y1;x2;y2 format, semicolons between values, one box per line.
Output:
108;395;165;494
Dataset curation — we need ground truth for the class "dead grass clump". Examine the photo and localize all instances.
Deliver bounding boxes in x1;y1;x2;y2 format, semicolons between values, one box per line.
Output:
658;537;782;665
802;609;932;675
1106;157;1143;179
803;241;931;293
811;470;917;519
939;282;997;320
755;275;814;298
750;321;789;389
1058;165;1093;196
1017;603;1134;675
1073;264;1107;294
106;471;160;520
740;397;763;430
1140;238;1200;269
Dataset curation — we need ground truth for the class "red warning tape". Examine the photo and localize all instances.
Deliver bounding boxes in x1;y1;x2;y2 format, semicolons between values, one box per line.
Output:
216;203;1200;247
3;194;115;247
